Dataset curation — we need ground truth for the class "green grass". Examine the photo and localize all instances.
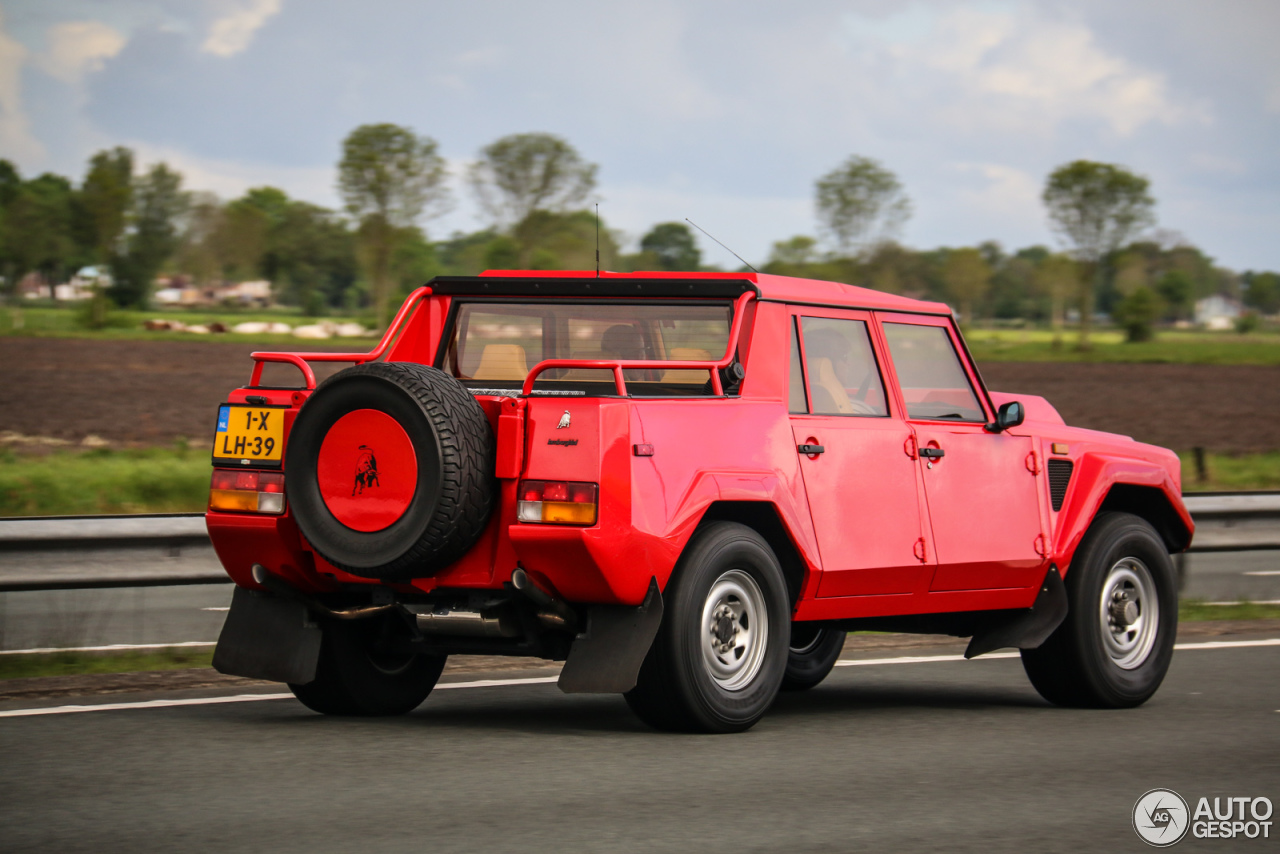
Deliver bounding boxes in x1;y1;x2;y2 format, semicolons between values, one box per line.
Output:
1178;451;1280;492
0;445;211;516
0;647;214;680
1179;600;1280;622
966;327;1280;365
0;304;377;344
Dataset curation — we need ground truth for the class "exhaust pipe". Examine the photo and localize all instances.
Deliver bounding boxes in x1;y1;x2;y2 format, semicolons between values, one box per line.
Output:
251;564;400;621
408;607;519;638
511;568;579;633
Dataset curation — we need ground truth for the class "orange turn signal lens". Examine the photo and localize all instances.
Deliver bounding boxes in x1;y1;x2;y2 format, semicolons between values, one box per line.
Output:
516;480;598;525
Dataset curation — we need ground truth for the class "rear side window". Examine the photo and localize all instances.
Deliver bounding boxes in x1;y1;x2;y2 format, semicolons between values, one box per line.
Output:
881;323;984;422
441;302;731;393
798;317;888;417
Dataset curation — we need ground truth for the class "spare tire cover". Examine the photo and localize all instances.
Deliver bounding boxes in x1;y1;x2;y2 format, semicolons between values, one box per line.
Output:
285;361;495;580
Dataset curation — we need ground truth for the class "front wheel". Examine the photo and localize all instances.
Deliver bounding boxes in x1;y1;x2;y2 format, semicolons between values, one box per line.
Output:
289;615;445;716
625;522;790;733
1021;512;1177;708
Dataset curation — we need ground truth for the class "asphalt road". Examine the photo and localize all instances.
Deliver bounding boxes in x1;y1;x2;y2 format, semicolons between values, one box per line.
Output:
1;638;1276;852
1;550;1276;651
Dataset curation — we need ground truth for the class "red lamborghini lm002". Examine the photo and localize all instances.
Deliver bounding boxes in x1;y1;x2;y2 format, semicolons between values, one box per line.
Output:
207;270;1192;732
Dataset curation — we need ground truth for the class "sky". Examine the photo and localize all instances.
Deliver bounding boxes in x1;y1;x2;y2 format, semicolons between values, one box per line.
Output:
0;0;1277;271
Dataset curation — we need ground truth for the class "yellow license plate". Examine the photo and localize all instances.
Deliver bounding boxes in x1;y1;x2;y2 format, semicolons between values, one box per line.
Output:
214;405;284;465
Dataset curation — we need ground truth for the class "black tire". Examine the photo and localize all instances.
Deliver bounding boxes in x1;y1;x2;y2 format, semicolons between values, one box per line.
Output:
285;362;495;580
625;522;790;733
781;624;845;691
289;616;445;716
1021;512;1177;708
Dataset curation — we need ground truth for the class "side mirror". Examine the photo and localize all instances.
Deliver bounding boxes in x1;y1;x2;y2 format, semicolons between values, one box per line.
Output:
985;400;1025;433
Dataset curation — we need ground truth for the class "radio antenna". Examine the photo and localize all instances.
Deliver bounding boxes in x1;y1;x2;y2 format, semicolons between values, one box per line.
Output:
685;218;758;273
595;203;601;278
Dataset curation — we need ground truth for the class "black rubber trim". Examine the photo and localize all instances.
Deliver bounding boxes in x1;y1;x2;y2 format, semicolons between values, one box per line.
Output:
428;276;758;299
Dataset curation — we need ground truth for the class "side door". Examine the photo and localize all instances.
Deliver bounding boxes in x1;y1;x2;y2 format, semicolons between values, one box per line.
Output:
876;314;1047;592
787;309;932;597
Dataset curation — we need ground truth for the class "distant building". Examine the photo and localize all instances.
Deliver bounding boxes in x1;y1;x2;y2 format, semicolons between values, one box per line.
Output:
1195;294;1243;330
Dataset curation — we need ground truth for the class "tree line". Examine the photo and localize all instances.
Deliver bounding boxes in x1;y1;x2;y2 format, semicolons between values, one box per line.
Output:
0;124;1276;340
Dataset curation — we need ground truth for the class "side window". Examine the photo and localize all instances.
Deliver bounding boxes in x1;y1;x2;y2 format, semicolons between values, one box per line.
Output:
789;319;808;414
882;323;985;422
799;317;888;417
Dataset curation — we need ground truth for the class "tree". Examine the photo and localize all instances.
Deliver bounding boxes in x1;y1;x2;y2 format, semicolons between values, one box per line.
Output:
1243;271;1280;316
1032;254;1080;348
468;133;597;230
1042;160;1155;348
79;148;134;264
814;155;911;256
940;247;991;326
640;222;701;271
111;162;187;308
1155;270;1195;321
3;173;77;296
338;123;450;327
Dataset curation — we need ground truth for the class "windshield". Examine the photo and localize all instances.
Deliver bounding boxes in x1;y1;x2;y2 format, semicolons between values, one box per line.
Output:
441;301;733;395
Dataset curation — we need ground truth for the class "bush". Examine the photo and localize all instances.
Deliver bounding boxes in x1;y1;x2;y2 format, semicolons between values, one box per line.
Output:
1112;286;1163;342
1235;310;1260;334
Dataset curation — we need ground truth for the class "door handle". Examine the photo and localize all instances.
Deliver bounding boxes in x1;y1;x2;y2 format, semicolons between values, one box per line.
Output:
797;444;825;455
919;447;945;459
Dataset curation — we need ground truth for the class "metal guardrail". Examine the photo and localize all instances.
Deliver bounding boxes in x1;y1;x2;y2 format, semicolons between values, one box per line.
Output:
0;494;1277;592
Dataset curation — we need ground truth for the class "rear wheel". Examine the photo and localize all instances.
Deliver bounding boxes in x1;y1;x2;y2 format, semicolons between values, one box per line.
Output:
289;616;445;716
625;522;790;733
781;624;845;691
1021;512;1177;708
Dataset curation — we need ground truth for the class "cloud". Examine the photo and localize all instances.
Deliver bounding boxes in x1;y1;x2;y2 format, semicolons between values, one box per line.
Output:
201;0;282;58
37;20;127;84
843;6;1210;137
953;162;1042;220
0;10;42;162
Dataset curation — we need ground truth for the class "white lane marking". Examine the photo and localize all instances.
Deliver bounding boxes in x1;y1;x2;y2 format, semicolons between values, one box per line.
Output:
0;641;216;656
201;607;231;611
1;639;1276;720
0;694;293;718
1243;571;1280;576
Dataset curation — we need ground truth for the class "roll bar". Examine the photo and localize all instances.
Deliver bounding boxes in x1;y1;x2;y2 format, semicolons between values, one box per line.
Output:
520;290;756;397
247;287;434;389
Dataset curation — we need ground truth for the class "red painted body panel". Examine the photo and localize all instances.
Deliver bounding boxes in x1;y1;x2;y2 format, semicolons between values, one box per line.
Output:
204;270;1192;624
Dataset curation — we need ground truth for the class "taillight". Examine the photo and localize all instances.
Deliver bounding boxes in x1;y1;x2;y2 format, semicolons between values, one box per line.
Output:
517;480;598;525
209;469;286;515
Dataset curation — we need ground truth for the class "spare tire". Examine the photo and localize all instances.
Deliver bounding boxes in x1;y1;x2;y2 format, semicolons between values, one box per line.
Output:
284;361;495;580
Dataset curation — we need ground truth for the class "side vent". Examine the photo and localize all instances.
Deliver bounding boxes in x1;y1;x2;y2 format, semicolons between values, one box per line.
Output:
1047;459;1073;512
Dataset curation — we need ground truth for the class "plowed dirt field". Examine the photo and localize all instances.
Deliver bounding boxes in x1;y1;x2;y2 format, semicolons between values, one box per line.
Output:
2;338;1278;452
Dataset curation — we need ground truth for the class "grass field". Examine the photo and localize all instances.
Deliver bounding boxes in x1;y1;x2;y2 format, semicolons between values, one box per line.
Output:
0;445;211;516
965;327;1280;365
0;304;378;345
2;446;1278;517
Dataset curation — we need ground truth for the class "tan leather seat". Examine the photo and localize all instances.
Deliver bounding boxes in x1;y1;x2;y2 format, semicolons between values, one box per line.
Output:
811;357;855;414
661;348;713;384
473;344;529;380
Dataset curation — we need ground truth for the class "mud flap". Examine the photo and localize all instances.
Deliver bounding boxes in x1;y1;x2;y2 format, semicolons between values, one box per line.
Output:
964;565;1068;659
558;578;663;694
212;586;322;684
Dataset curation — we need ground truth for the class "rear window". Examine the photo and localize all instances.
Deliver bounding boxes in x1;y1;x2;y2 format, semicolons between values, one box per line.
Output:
440;302;732;395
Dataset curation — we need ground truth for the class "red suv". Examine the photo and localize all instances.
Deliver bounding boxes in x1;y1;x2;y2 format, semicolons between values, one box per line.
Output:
208;271;1192;732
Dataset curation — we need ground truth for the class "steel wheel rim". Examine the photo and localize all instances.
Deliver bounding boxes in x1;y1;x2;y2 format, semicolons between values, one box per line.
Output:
1098;557;1159;670
701;569;769;691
